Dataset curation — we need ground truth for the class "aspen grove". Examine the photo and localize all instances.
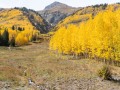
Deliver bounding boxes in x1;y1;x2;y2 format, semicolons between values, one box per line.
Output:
50;9;120;61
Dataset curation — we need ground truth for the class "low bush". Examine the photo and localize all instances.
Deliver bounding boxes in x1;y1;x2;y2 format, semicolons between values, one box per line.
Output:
97;65;112;80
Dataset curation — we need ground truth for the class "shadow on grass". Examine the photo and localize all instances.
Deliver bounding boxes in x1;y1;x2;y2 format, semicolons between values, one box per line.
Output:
111;79;120;83
109;76;120;83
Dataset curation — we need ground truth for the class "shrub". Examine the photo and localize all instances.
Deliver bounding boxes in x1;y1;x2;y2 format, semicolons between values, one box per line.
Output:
15;34;28;46
9;36;15;47
97;65;112;80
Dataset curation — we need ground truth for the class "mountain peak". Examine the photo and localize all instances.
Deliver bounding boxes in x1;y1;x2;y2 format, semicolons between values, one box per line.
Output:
44;1;68;10
53;1;61;4
39;1;79;26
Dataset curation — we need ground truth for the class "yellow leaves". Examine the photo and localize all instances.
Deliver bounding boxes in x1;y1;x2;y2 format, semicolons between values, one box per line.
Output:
8;29;18;41
0;27;40;46
15;30;40;46
0;9;44;46
0;9;35;31
0;7;41;46
50;9;120;61
15;33;28;46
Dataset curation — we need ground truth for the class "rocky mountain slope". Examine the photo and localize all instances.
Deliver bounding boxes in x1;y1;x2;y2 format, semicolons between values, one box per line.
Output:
0;8;3;11
0;7;50;33
38;1;80;26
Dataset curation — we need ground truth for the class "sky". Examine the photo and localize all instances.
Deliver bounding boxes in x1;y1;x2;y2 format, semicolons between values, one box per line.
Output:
0;0;120;11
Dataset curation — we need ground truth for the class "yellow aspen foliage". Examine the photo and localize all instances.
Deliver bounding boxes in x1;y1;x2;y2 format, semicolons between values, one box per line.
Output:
15;30;40;46
50;9;120;61
0;27;40;46
8;29;18;41
15;33;28;46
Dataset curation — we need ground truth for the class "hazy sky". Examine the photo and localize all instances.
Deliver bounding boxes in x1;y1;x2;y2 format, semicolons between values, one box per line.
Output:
0;0;120;10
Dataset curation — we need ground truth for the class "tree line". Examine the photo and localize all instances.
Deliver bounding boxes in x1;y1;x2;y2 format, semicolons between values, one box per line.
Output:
0;27;40;47
50;9;120;61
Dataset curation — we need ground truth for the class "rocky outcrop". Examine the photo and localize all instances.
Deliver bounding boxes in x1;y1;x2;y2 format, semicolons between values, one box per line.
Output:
39;10;67;26
18;7;51;33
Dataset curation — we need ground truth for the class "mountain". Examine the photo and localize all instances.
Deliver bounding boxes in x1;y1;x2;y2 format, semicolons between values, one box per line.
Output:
44;1;77;13
38;1;80;26
54;3;120;31
0;8;3;11
0;7;50;33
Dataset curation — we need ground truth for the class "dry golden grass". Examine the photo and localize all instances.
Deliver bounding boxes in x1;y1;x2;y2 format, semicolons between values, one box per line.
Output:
0;41;120;88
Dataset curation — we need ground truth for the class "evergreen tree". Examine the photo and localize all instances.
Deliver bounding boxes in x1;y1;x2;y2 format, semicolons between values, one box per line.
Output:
12;25;15;30
2;29;9;46
18;27;22;31
32;34;37;41
0;31;2;45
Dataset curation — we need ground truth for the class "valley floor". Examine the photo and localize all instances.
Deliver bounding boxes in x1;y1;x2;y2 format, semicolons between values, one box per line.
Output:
0;41;120;90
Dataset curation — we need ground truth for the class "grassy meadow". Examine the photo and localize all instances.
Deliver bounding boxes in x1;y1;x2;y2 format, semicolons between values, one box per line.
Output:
0;39;120;89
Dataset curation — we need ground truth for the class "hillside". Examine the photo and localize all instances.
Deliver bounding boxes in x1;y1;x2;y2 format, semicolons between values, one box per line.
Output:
38;1;80;26
0;8;50;33
54;3;120;31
